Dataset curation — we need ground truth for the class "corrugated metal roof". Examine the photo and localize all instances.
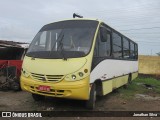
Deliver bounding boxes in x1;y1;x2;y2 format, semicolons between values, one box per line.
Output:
0;40;29;48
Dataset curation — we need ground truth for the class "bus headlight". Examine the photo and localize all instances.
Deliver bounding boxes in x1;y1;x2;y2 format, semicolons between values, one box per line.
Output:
72;75;76;80
79;72;84;77
65;69;89;81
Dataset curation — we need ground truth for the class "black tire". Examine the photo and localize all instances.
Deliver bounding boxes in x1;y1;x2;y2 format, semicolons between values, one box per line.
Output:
85;84;96;109
124;74;132;89
128;74;132;84
32;93;45;101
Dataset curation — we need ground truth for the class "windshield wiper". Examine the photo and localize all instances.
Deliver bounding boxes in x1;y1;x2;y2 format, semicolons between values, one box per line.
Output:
57;34;67;61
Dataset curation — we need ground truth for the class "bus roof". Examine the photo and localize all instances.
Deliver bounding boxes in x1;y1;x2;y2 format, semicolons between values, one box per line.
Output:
47;18;102;25
45;18;137;45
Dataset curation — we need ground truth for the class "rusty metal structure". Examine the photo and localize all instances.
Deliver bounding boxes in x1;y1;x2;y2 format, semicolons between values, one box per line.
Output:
0;40;29;91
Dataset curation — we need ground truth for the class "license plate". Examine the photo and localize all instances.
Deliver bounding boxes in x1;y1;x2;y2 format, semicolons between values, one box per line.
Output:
38;85;50;91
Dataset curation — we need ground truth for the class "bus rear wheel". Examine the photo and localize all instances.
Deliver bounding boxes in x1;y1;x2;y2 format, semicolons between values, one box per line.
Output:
32;93;45;101
128;74;132;84
124;74;132;89
85;83;96;109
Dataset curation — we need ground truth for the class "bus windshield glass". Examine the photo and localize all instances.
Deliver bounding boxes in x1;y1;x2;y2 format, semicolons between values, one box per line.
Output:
26;20;98;59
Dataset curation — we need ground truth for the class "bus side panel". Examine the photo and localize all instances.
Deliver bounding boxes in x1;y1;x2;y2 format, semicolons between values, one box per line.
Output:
102;80;112;95
131;72;138;81
112;75;128;89
90;59;138;84
102;74;128;96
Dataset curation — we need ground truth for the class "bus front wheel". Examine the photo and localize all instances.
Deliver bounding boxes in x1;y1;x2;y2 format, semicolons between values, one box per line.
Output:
85;83;96;109
32;93;45;101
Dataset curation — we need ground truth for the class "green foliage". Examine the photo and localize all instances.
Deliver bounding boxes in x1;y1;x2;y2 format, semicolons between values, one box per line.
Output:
157;52;160;56
117;76;160;99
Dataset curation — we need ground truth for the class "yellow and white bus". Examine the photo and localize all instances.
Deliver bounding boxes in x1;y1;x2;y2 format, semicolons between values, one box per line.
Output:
20;17;138;109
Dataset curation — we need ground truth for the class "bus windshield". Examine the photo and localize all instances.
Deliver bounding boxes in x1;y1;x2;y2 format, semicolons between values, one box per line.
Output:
26;20;98;59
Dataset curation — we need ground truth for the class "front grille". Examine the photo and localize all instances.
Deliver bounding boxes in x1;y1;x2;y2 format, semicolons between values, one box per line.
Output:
46;75;64;81
31;73;64;82
31;73;45;80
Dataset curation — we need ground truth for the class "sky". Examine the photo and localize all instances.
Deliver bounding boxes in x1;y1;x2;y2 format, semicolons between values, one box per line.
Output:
0;0;160;55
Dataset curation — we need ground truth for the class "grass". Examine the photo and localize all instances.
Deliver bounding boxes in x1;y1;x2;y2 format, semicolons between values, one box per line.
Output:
116;76;160;100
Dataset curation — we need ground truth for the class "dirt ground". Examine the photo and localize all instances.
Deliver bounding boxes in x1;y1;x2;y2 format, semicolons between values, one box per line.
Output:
0;89;160;120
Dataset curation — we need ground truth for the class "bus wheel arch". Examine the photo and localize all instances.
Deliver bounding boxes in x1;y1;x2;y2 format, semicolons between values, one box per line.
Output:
85;79;103;109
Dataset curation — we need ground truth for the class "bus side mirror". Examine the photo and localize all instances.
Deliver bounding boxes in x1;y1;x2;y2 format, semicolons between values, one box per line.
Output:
100;27;108;42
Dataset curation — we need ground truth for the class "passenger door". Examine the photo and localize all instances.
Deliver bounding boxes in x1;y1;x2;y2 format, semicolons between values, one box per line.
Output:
91;25;111;70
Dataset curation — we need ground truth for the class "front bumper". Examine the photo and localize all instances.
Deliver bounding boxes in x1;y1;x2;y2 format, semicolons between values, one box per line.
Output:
20;76;90;100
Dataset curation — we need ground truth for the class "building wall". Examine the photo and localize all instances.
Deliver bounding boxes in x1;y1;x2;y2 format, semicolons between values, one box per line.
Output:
138;55;160;75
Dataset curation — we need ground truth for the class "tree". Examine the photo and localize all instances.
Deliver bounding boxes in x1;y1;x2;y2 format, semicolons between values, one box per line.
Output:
157;52;160;56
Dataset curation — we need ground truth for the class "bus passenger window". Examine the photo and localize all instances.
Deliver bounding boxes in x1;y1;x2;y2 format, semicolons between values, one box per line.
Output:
99;27;111;57
112;32;122;58
123;38;130;59
135;44;138;60
130;42;135;59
